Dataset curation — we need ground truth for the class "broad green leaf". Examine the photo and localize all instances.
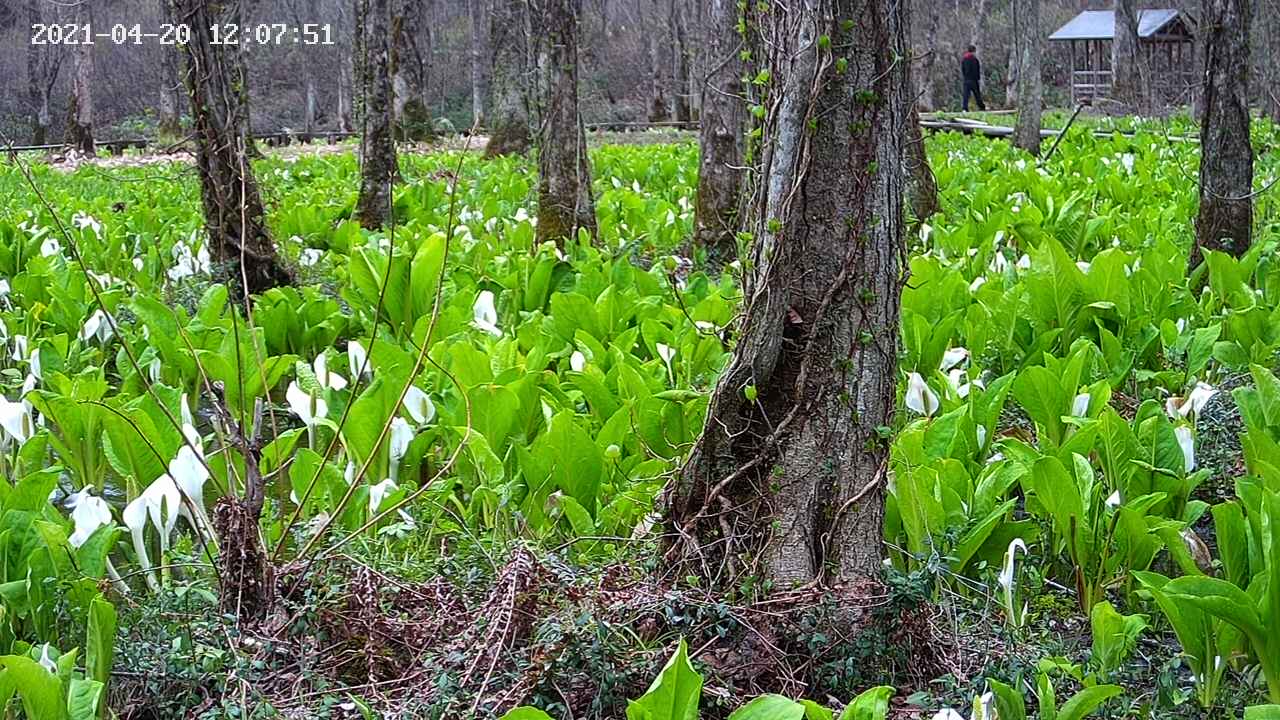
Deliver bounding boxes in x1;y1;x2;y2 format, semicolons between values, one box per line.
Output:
727;694;805;720
1054;684;1122;720
838;686;894;720
625;639;702;720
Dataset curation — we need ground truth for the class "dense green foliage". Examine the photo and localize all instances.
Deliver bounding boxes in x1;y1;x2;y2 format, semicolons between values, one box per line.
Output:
0;122;1279;717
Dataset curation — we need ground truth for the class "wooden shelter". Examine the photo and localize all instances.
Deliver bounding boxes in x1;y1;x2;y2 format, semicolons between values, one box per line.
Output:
1048;9;1196;105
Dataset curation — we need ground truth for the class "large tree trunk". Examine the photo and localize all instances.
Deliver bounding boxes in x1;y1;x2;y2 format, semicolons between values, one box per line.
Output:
1193;0;1253;262
470;0;491;127
692;0;745;263
536;0;597;244
25;0;56;146
905;106;939;222
357;0;399;229
647;25;670;122
1111;0;1144;110
65;0;94;155
485;0;533;156
1262;0;1280;123
670;0;692;126
664;0;909;588
157;0;183;139
171;0;290;296
917;0;940;110
1011;0;1042;155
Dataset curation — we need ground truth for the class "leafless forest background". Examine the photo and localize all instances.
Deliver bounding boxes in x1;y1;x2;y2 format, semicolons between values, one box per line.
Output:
3;0;1269;147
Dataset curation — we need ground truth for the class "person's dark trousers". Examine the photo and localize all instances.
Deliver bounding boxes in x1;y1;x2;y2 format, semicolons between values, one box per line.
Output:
963;83;986;111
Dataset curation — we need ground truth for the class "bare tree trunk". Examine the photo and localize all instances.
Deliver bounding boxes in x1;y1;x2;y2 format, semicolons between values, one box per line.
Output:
1012;0;1042;155
692;0;745;263
1262;0;1280;123
357;0;399;229
25;0;57;146
338;66;355;133
970;0;987;48
391;13;409;129
648;25;670;122
917;0;940;110
1111;0;1144;110
536;0;597;244
670;0;692;125
1194;0;1253;262
485;0;533;155
303;78;318;139
158;0;183;139
170;0;291;296
665;0;909;588
65;0;94;155
470;0;491;127
906;107;940;222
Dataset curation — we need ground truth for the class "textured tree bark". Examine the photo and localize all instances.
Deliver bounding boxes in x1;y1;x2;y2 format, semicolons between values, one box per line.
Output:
1011;0;1042;155
917;0;940;111
1111;0;1144;110
65;0;95;155
665;0;908;588
157;0;184;139
536;0;597;244
303;77;318;139
648;26;671;122
670;0;692;125
1193;0;1253;262
1262;0;1280;123
905;105;940;222
170;0;290;296
485;0;533;156
692;0;745;264
25;0;57;146
357;0;399;229
470;0;491;127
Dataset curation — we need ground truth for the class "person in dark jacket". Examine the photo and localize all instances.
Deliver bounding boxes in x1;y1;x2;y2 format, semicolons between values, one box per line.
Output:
961;45;986;111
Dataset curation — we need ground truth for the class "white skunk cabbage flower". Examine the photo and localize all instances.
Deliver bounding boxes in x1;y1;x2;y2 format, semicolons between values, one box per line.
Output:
998;538;1029;628
40;237;61;258
968;276;987;293
313;353;348;391
905;372;939;417
940;347;970;371
72;212;102;236
402;385;436;425
168;439;211;533
347;340;369;379
80;309;114;344
1175;425;1196;473
286;381;328;427
1167;382;1217;419
299;248;323;267
369;478;397;514
656;343;676;383
472;290;502;337
1106;490;1122;509
37;644;57;673
0;396;34;445
68;488;114;548
388;417;414;481
1071;392;1091;417
570;351;586;372
123;475;182;591
931;710;964;720
971;692;994;720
